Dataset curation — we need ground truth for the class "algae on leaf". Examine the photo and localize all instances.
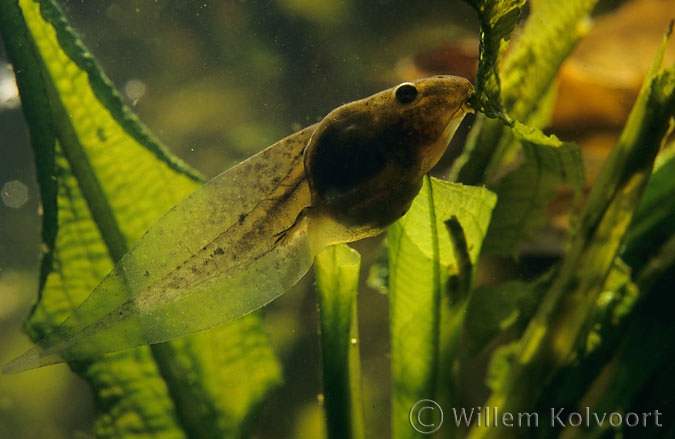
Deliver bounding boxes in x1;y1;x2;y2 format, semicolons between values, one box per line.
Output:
0;0;281;437
463;0;525;119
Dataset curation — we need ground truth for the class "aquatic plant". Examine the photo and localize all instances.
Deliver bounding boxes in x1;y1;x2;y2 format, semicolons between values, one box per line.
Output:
1;0;673;438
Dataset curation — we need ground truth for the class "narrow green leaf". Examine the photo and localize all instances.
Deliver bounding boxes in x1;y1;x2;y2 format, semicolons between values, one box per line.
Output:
525;260;639;439
555;252;675;439
315;244;365;439
436;216;478;439
1;0;281;437
623;147;675;273
634;233;675;295
473;260;638;438
463;0;526;119
452;0;524;183
389;177;496;438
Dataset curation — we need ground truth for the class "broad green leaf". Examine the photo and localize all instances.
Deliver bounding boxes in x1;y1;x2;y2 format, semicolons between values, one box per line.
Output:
454;0;592;255
482;122;584;253
315;244;365;439
389;176;496;439
0;0;281;437
470;27;675;439
464;275;550;357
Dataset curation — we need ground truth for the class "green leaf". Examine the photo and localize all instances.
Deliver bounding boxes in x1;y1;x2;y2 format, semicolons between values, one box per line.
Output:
389;176;496;438
500;0;597;121
456;0;597;185
453;0;592;254
315;244;365;439
473;260;638;432
463;0;526;119
576;283;675;439
548;253;675;439
482;122;584;254
0;0;281;437
623;147;675;273
470;26;675;439
464;275;551;357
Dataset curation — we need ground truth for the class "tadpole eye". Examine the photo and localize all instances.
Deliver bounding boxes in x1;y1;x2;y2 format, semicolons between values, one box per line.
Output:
394;83;418;104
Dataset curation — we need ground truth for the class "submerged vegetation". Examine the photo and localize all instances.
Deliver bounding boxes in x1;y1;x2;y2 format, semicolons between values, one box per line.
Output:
0;0;674;438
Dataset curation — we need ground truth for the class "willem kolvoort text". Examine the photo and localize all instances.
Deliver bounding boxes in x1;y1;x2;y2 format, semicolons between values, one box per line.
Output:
451;406;663;428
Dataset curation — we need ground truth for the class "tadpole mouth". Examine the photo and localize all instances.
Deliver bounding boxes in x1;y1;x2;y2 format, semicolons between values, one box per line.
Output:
463;100;476;114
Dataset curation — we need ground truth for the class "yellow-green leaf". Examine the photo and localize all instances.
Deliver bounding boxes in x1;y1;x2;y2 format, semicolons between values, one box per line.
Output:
389;176;496;438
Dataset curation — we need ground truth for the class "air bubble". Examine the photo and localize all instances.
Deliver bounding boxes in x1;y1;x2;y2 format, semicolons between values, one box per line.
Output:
124;79;147;105
1;180;29;208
